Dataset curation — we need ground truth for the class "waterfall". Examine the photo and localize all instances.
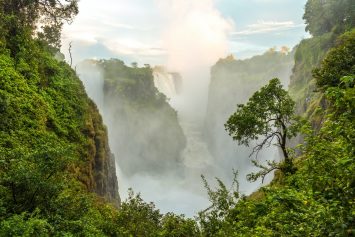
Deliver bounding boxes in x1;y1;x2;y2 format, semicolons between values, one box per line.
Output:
77;59;283;217
77;62;212;216
152;67;216;171
77;61;104;110
153;67;178;99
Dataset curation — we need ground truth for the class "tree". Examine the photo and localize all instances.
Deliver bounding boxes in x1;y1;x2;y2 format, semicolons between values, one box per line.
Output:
160;213;200;237
131;62;138;68
115;189;162;237
313;29;355;89
281;46;290;54
303;0;355;36
225;78;302;179
0;0;79;48
0;142;73;214
199;171;240;236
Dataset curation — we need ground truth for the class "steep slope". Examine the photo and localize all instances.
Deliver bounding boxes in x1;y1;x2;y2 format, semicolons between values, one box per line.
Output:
0;41;120;206
197;1;355;235
78;59;186;176
83;101;120;206
289;33;335;121
289;0;355;123
0;4;121;231
198;29;355;237
204;51;294;175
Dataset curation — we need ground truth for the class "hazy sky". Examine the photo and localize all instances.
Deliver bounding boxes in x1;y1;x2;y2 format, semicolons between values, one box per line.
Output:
62;0;308;66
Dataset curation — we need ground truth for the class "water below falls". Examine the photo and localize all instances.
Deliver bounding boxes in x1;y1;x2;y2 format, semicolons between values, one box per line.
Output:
78;64;274;217
115;94;220;216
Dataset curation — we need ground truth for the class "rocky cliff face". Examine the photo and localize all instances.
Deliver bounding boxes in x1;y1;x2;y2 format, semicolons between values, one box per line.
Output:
288;33;335;116
81;100;120;206
77;59;186;177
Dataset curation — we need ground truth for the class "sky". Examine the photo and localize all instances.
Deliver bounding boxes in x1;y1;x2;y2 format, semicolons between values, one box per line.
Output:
61;0;309;66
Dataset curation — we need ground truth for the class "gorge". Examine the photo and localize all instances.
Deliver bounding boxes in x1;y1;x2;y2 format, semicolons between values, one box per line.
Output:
0;0;353;235
76;47;295;215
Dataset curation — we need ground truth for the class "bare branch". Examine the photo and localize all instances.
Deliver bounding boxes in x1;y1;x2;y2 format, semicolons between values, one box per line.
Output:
68;41;73;67
249;131;279;159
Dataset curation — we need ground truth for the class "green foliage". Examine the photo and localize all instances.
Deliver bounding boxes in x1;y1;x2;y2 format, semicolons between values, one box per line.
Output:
0;0;78;48
0;35;91;216
291;1;354;120
0;4;121;235
116;189;162;237
160;213;200;237
200;6;355;234
304;0;355;36
97;59;167;107
289;32;335;107
201;92;354;234
199;171;240;237
225;78;302;177
87;189;201;237
0;212;52;236
0;143;72;215
313;29;355;89
226;78;296;146
205;49;295;169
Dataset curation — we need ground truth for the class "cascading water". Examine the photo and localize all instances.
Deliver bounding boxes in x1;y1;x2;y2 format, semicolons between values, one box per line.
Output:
77;62;214;216
153;67;218;174
153;67;178;99
154;0;239;186
151;59;277;192
77;62;104;110
151;66;220;213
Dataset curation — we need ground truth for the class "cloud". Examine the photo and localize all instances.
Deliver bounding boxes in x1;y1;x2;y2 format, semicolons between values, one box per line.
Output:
61;0;307;67
156;0;234;71
61;0;165;65
231;20;304;36
102;38;165;56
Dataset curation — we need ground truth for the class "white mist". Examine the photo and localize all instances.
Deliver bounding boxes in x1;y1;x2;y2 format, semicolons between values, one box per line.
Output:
76;0;288;217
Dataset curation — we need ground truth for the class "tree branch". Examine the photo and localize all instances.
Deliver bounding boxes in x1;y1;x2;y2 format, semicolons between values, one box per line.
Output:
249;131;279;159
247;160;281;183
68;41;73;67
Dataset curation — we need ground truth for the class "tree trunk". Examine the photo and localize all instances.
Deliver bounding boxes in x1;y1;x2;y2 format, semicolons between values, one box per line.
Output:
280;123;294;174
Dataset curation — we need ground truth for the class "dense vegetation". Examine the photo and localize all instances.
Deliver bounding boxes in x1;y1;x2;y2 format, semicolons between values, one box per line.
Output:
0;0;124;235
303;0;354;37
198;58;354;237
197;1;355;235
289;0;354;117
0;0;194;235
0;0;353;236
